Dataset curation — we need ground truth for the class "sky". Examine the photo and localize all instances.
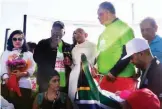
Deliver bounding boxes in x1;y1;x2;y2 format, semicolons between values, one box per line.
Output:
0;0;162;53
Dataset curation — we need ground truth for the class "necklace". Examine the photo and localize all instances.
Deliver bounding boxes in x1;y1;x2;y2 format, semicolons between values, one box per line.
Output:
45;91;59;108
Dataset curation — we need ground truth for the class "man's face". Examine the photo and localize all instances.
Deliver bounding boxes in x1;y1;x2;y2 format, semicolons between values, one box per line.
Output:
140;21;157;41
130;53;144;69
97;8;109;25
51;26;65;41
74;28;87;43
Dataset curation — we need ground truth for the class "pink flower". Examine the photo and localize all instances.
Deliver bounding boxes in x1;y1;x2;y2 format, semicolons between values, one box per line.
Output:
6;58;27;71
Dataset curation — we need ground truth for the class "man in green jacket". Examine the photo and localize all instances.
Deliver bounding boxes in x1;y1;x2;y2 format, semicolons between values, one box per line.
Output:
95;1;137;92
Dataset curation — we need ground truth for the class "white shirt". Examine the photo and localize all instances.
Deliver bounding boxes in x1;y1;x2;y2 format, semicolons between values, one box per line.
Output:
0;50;36;89
72;41;97;66
0;95;15;109
55;50;65;73
68;41;97;102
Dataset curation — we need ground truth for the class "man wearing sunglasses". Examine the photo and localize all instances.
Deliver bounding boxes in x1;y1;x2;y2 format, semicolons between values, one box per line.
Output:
33;21;72;94
122;38;162;108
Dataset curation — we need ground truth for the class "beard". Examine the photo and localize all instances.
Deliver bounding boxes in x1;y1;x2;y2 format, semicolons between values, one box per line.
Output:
134;62;145;70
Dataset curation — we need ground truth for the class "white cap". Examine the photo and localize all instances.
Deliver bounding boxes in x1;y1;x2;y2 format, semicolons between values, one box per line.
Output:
122;38;150;60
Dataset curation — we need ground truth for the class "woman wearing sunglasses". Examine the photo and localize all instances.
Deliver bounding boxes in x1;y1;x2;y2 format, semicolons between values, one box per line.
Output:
0;30;36;109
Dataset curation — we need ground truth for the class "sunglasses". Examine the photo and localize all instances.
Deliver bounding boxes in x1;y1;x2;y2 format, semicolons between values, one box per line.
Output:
12;37;23;41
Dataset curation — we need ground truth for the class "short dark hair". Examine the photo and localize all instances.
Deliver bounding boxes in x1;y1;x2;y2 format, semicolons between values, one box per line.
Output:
99;2;116;14
140;17;157;28
52;21;65;29
27;42;37;53
7;30;28;53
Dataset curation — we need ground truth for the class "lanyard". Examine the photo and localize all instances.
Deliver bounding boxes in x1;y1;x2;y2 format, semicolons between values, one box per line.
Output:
139;61;152;88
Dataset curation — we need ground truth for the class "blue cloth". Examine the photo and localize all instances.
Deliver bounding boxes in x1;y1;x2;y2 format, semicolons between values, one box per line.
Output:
150;35;162;63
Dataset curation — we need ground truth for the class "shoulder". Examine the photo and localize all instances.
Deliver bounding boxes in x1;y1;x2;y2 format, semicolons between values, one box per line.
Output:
87;41;96;47
60;92;68;96
117;19;133;32
35;38;51;51
23;51;33;57
57;92;68;104
117;19;130;27
37;92;44;105
60;92;68;99
72;46;76;52
150;58;162;73
1;50;11;58
84;41;97;49
156;35;162;40
1;50;10;55
156;35;162;44
62;41;73;52
38;38;50;46
156;61;162;73
62;41;71;47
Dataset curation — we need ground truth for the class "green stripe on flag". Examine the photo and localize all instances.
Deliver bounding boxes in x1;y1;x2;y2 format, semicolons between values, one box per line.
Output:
80;54;122;109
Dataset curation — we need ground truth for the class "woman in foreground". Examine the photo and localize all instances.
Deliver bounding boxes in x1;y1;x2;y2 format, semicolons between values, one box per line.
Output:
33;68;73;109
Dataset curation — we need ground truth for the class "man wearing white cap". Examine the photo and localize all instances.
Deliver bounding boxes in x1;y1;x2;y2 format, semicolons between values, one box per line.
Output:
123;38;162;108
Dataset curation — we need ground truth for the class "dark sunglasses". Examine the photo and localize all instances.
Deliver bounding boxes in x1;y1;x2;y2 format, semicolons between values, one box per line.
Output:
12;38;23;41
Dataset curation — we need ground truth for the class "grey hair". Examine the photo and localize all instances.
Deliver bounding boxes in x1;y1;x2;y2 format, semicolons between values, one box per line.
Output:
99;1;116;14
140;17;157;28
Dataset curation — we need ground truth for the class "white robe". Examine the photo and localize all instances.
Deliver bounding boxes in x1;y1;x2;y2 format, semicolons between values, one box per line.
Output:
68;40;97;103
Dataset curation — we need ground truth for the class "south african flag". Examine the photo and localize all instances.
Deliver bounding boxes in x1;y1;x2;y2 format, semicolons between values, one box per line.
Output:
74;54;123;109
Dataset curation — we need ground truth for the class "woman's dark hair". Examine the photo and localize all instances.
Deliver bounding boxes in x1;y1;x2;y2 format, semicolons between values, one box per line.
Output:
7;30;28;53
47;68;60;82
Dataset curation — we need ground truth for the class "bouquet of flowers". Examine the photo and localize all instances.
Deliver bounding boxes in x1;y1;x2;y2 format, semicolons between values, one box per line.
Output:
6;53;28;97
7;59;26;72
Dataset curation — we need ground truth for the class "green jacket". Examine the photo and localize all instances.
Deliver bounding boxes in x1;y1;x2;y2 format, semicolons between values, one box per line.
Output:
97;19;135;77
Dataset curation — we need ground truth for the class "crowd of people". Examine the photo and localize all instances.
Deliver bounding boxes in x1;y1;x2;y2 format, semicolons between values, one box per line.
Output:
0;1;162;109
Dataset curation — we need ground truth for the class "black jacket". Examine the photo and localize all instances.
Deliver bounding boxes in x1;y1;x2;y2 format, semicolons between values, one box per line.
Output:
33;38;72;91
140;57;162;101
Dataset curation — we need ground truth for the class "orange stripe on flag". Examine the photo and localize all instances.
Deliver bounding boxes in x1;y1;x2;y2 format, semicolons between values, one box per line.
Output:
78;87;90;91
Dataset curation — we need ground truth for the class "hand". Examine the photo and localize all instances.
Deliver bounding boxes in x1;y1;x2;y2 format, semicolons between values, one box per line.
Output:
132;73;140;80
4;78;9;84
90;67;98;78
115;91;121;96
64;57;72;66
14;71;28;78
15;71;22;78
107;73;116;82
12;54;18;59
